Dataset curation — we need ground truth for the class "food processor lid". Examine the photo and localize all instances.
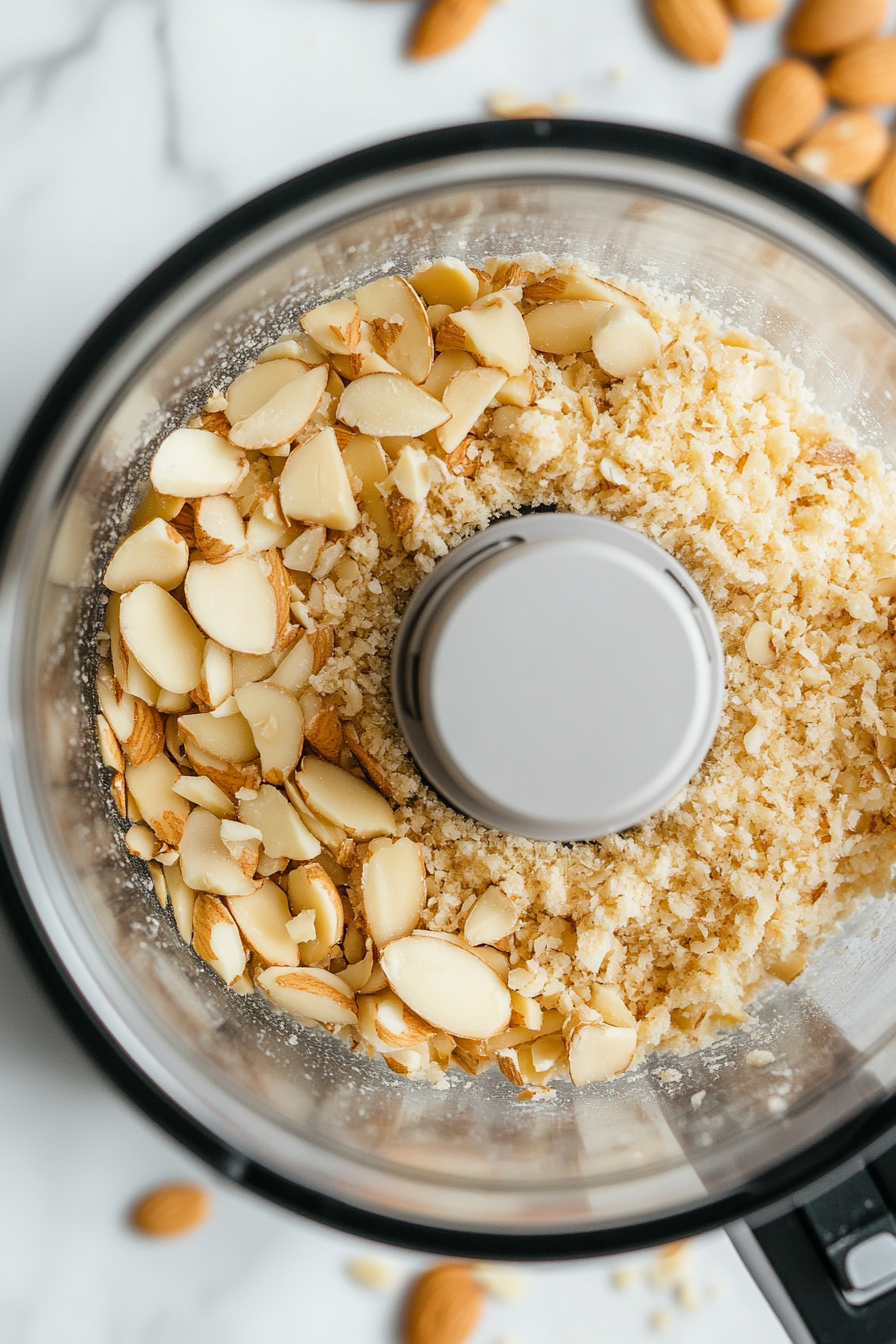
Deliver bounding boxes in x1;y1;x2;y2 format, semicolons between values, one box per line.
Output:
392;514;724;840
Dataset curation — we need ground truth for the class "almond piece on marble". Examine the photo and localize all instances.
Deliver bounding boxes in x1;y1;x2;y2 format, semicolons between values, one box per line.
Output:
185;555;279;655
104;518;189;593
381;933;512;1038
278;428;360;531
150;428;246;498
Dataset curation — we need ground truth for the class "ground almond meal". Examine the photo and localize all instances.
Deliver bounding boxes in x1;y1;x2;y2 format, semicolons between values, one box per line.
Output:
95;253;896;1093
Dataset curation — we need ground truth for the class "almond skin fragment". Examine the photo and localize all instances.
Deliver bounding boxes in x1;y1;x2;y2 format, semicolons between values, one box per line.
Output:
649;0;730;64
826;37;896;108
381;933;511;1038
409;0;492;60
740;60;826;152
786;0;885;57
404;1263;484;1344
131;1184;211;1237
150;428;245;498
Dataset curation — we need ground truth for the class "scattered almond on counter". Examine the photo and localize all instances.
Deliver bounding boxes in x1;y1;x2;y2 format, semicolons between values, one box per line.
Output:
410;0;492;60
740;60;827;152
826;36;896;108
726;0;782;19
130;1182;211;1237
649;0;731;64
404;1263;484;1344
794;110;889;184
785;0;885;58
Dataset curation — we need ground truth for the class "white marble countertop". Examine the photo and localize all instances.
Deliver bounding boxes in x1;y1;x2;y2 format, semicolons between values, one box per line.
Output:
0;0;852;1339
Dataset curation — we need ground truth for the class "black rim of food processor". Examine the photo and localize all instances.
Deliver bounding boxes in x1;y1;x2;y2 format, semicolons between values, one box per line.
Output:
4;118;896;1260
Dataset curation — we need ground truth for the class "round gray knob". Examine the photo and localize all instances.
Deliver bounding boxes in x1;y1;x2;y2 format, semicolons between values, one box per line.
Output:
392;514;723;841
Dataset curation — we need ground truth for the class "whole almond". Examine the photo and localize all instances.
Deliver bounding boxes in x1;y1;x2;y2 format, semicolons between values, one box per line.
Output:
404;1263;484;1344
826;37;896;107
650;0;730;63
743;139;801;177
131;1183;211;1236
866;147;896;243
410;0;491;59
740;60;827;151
795;110;889;184
786;0;885;57
727;0;782;19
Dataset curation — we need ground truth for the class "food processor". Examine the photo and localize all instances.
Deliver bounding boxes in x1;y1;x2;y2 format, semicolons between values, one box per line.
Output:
5;119;896;1343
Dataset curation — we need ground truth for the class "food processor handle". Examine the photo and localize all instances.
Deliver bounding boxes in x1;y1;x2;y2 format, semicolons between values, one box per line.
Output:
729;1142;896;1342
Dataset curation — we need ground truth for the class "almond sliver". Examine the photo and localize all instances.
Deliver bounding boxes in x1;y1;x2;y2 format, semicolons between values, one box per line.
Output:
565;1019;637;1086
234;681;304;785
355;275;434;384
192;893;247;986
229;364;328;452
185;555;279;655
256;965;357;1024
104;517;189;593
300;299;361;356
278;428;360;531
298;756;397;839
437;366;507;454
238;783;321;860
448;293;530;376
227;878;297;967
410;258;480;310
179;806;260;897
225;359;306;425
150;428;245;498
524;299;613;355
361;837;426;947
337;373;450;437
119;583;205;695
380;934;512;1039
287;861;344;964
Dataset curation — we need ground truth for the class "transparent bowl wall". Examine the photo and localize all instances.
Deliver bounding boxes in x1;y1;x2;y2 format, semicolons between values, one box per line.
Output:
6;133;896;1244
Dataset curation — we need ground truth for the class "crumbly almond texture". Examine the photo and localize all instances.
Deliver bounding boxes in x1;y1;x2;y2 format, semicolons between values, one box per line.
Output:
97;254;896;1090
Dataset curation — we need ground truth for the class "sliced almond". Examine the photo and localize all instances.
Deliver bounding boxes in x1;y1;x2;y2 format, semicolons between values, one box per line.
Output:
300;299;361;356
156;690;193;714
96;662;165;766
225;359;305;425
358;989;434;1050
129;486;186;532
124;822;160;860
195;639;233;710
234;681;304;784
104;517;189;593
227;878;297;967
494;369;535;407
423;350;478;400
286;907;317;944
388;443;431;503
278;427;360;531
178;710;258;763
411;258;480;310
591;984;637;1028
355;275;434;384
150;428;245;498
193;495;247;564
166;865;195;942
192;893;247;986
524;270;643;308
119;583;205;695
361;837;426;947
436;366;507;454
302;697;344;763
256;965;357;1024
445;293;530;376
230;649;278;690
185;555;278;655
107;594;160;705
111;772;128;818
337;373;450;437
340;436;396;543
463;886;518;946
172;773;234;817
565;1018;637;1086
330;345;398;382
256;339;309;364
287;862;345;964
179;806;260;897
524;299;613;355
245;505;295;555
267;634;315;693
298;756;397;839
125;755;191;846
592;306;661;379
380;933;512;1039
282;526;327;573
183;739;261;799
342;724;397;802
96;713;125;772
510;990;543;1030
745;620;776;667
228;364;329;452
238;783;321;860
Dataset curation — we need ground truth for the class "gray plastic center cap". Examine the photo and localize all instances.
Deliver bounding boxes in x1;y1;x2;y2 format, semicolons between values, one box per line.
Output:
392;514;723;841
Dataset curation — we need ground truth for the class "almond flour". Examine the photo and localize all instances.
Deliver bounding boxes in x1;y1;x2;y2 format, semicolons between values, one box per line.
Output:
97;254;896;1090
